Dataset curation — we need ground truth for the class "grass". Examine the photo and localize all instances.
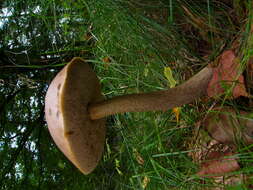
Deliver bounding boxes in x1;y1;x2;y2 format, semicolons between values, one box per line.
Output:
74;0;253;189
3;0;252;189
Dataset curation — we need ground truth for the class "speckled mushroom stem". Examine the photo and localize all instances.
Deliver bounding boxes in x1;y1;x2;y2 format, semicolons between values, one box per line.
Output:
89;67;213;120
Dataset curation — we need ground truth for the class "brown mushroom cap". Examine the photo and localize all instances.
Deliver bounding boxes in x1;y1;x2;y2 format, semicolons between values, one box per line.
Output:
45;57;106;174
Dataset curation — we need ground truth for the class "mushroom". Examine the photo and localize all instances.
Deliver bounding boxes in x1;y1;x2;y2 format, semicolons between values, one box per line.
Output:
45;57;213;174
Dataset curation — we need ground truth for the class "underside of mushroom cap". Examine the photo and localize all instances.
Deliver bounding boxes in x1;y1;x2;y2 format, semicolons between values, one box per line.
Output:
45;57;106;174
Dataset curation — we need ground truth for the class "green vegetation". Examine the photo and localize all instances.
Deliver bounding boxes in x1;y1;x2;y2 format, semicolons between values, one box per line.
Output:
0;0;252;189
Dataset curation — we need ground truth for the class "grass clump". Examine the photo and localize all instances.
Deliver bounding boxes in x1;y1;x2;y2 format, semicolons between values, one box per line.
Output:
72;0;253;189
76;0;253;189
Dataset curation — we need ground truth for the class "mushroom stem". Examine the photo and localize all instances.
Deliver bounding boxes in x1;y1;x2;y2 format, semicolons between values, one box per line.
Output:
89;67;213;120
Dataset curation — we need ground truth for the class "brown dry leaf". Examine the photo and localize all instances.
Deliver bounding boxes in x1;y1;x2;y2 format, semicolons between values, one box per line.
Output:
103;57;111;63
187;125;245;189
247;57;253;85
102;57;111;68
189;139;220;165
197;149;240;177
211;174;245;190
207;50;248;98
203;107;253;144
142;176;150;189
187;126;218;164
247;57;253;105
172;107;181;123
133;148;145;165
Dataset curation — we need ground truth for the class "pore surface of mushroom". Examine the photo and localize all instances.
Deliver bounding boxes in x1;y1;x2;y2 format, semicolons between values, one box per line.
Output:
45;57;213;174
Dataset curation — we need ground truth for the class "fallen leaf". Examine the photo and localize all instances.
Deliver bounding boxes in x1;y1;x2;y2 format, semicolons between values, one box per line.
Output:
247;57;253;101
188;137;220;165
102;57;111;68
164;66;177;88
164;66;181;121
172;107;181;123
142;176;150;189
188;125;245;189
197;149;240;177
133;148;145;165
103;57;111;63
203;107;253;144
210;174;245;190
207;50;248;98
